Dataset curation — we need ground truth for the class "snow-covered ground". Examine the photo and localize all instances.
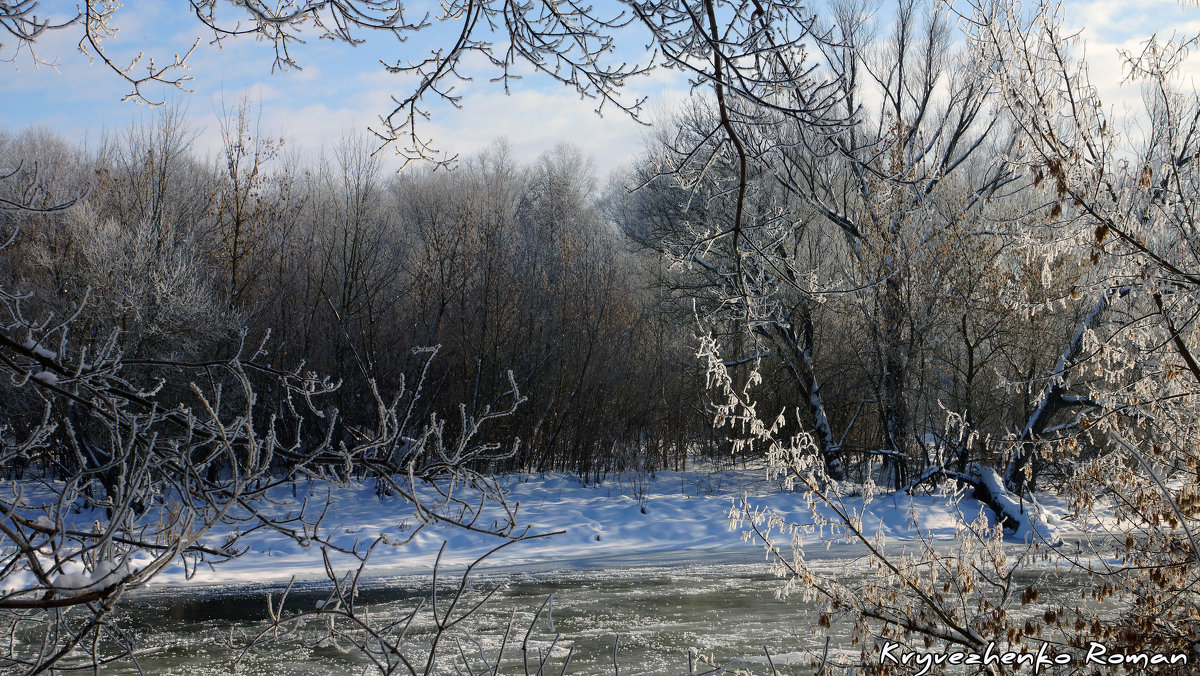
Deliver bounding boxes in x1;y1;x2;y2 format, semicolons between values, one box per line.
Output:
144;467;1090;587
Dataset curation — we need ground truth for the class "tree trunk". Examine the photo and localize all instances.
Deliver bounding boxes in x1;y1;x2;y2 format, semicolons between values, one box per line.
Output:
1004;289;1120;494
881;272;909;488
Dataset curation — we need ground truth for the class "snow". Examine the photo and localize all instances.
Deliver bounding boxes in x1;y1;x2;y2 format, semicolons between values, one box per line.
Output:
0;468;1096;594
31;371;58;385
973;464;1062;545
21;338;58;361
145;468;1073;587
50;560;129;596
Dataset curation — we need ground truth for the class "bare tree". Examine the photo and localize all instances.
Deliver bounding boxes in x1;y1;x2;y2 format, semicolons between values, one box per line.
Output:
209;98;293;311
963;0;1200;661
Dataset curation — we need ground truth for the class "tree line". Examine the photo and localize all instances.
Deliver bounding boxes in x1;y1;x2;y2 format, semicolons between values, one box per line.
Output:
0;68;1140;494
0;109;722;483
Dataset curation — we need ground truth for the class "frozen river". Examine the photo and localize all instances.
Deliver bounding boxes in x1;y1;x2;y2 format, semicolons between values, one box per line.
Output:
108;556;864;675
5;472;1109;673
101;546;1093;675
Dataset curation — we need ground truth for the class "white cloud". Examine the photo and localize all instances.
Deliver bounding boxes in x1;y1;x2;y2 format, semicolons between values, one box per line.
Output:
1061;0;1200;145
0;0;694;179
411;87;651;175
29;2;1194;180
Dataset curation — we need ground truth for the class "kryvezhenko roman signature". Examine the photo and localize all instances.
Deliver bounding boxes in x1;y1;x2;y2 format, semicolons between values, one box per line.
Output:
880;641;1189;675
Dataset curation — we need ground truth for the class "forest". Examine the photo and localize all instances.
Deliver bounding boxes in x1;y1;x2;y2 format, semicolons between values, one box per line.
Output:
1;0;1199;672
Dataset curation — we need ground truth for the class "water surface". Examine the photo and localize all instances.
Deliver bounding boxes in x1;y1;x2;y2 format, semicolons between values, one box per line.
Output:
101;547;1101;675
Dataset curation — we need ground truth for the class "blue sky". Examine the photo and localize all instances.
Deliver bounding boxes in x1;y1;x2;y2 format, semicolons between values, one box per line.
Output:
1;0;1197;177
